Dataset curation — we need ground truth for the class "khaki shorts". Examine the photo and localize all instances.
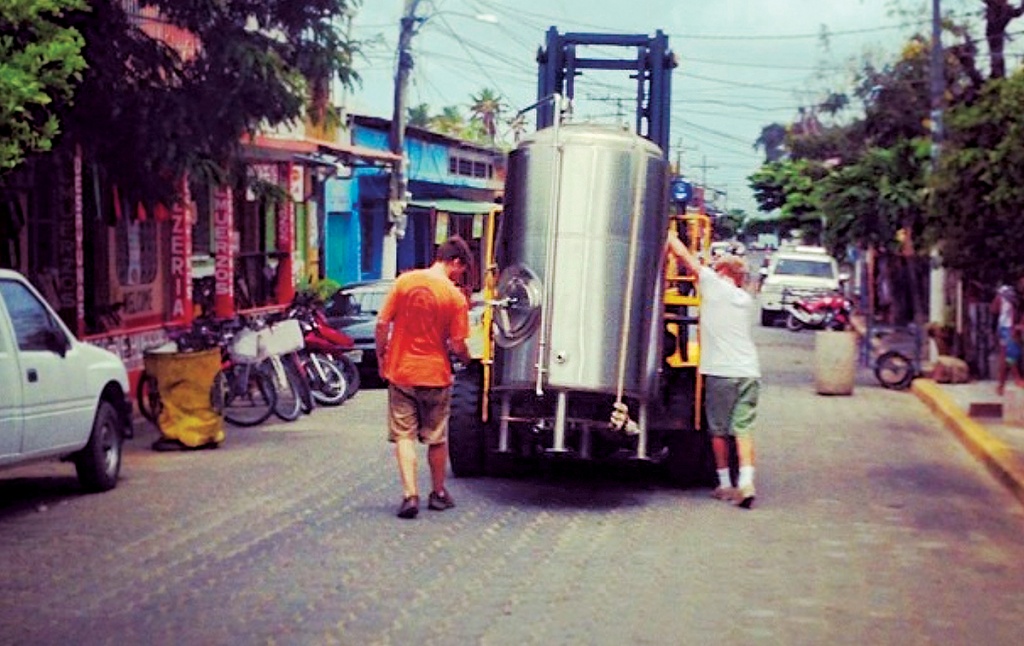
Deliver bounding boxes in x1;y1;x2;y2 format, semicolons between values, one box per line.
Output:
704;376;759;438
387;384;452;445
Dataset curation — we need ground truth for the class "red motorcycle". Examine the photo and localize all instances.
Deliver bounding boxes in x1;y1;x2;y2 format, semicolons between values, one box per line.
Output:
784;291;852;332
288;295;361;404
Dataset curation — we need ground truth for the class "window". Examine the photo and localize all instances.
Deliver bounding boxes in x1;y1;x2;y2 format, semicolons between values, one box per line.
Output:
449;154;493;180
0;279;65;351
115;218;158;285
774;258;835;279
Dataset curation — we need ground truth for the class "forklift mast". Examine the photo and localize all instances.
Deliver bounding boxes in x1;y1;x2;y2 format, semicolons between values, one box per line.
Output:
535;28;677;156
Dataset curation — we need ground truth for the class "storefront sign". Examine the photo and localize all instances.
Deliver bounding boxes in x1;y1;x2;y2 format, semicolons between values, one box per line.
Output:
276;166;295;304
170;182;193;322
213;186;234;317
73;148;85;334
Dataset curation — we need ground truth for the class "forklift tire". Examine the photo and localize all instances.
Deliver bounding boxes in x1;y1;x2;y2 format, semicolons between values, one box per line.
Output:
664;428;718;489
449;363;487;477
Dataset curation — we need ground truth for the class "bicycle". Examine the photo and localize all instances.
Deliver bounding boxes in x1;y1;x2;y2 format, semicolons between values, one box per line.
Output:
865;323;923;390
231;313;312;422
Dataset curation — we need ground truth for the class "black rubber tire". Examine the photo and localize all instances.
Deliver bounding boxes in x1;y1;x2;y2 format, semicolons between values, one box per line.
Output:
262;358;303;421
448;364;487;477
220;365;277;426
75;401;123;492
760;309;774;327
290;358;315;414
135;371;162;424
337;354;361;401
875;350;914;390
785;312;804;332
308;354;348;406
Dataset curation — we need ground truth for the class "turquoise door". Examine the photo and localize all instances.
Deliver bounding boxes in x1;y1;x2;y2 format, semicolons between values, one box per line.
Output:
325;211;360;285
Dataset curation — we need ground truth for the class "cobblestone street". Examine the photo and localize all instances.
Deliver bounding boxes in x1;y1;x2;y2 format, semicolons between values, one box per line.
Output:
2;327;1023;645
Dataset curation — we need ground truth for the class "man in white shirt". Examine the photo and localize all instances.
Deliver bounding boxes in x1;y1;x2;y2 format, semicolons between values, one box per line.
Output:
666;230;761;508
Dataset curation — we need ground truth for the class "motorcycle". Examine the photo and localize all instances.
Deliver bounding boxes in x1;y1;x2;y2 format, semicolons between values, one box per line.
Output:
288;294;362;404
784;292;852;332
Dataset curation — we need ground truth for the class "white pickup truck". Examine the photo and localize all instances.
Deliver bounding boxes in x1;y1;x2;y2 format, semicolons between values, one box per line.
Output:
0;269;133;492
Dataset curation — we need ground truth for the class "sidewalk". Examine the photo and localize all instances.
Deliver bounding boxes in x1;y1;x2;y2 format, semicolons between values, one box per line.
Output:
912;377;1024;507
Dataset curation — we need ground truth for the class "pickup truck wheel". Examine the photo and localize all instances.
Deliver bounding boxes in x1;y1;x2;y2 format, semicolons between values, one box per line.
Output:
449;364;486;477
75;401;123;492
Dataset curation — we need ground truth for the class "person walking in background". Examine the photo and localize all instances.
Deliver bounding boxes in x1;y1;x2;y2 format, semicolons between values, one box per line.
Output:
991;282;1020;396
375;236;474;519
665;230;762;508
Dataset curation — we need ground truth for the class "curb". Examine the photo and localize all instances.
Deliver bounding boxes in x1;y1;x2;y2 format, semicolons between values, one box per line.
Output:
912;378;1024;508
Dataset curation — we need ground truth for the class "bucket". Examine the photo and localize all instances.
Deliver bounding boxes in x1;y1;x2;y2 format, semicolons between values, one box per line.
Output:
814;330;857;395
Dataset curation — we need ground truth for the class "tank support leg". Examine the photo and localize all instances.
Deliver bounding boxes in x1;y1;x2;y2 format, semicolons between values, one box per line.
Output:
579;422;592;459
548;391;569;453
636;403;649;460
498;393;511;453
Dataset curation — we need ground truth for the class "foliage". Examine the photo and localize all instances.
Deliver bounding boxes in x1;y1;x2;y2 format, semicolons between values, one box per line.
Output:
929;70;1024;285
406;103;431;127
296;275;341;301
469;88;504;143
52;0;363;207
0;0;87;174
404;88;506;147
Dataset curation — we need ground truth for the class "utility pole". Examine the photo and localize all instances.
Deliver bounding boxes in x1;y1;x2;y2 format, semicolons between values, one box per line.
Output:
928;0;947;333
929;0;944;169
696;154;717;190
385;0;422;279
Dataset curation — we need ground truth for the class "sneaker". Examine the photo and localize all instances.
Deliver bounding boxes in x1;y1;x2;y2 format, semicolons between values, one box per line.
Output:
734;485;756;509
397;495;419;519
428;489;456;511
711;486;736;502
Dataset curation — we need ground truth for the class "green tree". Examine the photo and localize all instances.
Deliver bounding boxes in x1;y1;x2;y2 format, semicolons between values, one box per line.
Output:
0;0;87;174
54;0;363;207
929;70;1024;285
429;105;466;138
407;103;431;127
469;88;503;143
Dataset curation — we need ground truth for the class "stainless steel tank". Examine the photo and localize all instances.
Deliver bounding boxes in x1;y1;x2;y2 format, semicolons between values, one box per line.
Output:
493;122;668;399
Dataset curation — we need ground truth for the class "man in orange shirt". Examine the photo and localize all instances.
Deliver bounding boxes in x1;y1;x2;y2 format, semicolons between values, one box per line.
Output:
375;236;474;519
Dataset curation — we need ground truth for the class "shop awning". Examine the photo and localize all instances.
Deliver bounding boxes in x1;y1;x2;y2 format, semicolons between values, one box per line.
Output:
242;134;401;166
408;198;500;215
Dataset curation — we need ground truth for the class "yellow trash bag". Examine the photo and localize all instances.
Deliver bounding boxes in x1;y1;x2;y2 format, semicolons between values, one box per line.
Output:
144;348;224;448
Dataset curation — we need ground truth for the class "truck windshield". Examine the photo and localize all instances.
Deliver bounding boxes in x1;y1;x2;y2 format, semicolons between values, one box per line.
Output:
774;259;834;278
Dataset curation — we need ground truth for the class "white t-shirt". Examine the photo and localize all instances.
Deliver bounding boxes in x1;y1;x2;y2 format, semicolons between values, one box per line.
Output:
697;266;761;378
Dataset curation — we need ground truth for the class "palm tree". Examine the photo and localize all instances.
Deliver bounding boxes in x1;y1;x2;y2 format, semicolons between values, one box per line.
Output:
469;88;504;143
406;103;431;128
429;105;466;138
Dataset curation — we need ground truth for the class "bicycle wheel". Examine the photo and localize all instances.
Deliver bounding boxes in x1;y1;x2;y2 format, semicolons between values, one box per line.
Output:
307;354;348;406
262;357;303;422
218;364;277;426
135;371;162;424
875;350;914;390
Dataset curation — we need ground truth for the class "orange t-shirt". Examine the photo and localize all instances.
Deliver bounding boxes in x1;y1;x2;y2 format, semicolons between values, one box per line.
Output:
379;268;469;387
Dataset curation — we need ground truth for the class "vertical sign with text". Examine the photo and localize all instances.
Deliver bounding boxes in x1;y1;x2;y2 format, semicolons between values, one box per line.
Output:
213;186;235;317
276;164;296;304
73;147;85;336
170;181;193;323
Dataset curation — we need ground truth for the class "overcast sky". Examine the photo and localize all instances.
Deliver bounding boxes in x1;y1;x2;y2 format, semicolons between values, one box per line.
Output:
343;0;943;215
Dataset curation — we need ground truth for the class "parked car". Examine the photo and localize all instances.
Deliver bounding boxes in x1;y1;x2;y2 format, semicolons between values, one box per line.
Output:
757;246;843;326
323;279;486;377
0;269;133;492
